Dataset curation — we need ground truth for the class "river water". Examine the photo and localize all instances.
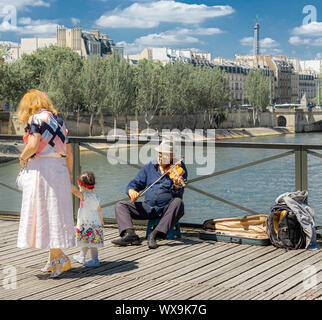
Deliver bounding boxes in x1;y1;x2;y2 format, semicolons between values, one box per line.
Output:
1;132;322;226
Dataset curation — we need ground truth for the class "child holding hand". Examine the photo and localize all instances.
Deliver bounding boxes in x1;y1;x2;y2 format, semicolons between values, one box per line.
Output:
72;171;104;267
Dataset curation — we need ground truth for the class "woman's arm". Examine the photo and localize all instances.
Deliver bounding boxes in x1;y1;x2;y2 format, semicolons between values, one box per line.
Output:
19;133;41;166
71;184;84;201
65;143;73;183
97;204;104;226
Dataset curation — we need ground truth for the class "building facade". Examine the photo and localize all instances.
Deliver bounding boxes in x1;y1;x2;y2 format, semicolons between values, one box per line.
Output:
235;55;295;104
20;37;57;56
125;47;212;66
56;27;123;58
214;57;274;106
298;73;319;104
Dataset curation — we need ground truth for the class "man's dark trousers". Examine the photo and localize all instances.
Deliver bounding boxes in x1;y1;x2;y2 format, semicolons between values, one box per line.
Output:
114;198;184;237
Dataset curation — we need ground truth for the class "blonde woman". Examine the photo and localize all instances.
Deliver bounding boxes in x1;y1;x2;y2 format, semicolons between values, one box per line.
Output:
17;89;75;278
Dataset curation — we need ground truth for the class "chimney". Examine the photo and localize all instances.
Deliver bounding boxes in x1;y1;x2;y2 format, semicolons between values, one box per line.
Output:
91;30;100;40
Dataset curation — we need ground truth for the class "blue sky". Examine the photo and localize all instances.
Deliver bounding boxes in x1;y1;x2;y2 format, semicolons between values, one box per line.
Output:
1;0;322;60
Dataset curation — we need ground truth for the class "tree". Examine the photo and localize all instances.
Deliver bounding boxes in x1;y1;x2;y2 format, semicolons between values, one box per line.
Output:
162;61;195;129
105;52;135;135
39;51;83;114
0;60;35;109
134;59;163;131
192;66;230;129
80;56;108;136
312;74;322;106
245;70;270;126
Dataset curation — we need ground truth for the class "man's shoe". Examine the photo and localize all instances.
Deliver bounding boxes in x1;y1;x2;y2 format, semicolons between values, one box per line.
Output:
147;235;158;249
111;233;141;246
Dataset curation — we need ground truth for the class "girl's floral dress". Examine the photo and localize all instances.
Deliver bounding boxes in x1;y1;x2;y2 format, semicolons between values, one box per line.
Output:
76;191;104;247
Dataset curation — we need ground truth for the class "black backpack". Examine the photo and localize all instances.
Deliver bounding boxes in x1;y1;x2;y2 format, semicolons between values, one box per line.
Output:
267;205;306;250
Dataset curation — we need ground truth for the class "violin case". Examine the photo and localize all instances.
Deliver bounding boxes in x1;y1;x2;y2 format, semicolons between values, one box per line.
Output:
199;214;271;246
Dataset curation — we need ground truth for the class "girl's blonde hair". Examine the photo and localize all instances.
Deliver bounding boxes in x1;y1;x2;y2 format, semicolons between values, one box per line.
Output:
18;89;58;124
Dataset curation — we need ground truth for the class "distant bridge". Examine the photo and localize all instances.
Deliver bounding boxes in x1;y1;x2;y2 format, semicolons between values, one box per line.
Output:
274;109;322;133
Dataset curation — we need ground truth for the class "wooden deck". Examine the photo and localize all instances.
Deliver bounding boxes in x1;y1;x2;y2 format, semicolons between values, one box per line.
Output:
0;217;321;300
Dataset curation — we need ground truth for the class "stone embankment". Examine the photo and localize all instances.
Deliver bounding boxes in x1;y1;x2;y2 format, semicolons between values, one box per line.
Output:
0;127;294;163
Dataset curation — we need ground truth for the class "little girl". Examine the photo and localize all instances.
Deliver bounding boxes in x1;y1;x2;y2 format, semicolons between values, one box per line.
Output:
71;171;104;267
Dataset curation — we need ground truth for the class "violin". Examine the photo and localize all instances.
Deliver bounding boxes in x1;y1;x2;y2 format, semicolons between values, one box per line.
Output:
138;158;186;199
166;162;186;187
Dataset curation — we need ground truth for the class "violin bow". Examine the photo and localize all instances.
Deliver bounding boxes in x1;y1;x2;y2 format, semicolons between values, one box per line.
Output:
138;157;184;198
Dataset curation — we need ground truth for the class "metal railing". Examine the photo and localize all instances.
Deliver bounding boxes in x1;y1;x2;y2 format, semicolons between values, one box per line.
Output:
0;134;321;229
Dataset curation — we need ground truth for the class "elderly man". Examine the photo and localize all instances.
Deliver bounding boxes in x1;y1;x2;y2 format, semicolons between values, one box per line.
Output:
112;140;187;249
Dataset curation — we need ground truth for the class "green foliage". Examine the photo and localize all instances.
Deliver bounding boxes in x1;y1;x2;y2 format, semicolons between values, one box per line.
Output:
162;61;195;116
245;70;270;111
190;65;229;127
0;60;35;107
80;55;107;113
134;58;163;115
0;45;232;131
104;52;135;117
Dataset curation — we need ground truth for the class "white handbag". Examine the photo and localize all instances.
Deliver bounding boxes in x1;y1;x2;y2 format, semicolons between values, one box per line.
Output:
16;166;27;191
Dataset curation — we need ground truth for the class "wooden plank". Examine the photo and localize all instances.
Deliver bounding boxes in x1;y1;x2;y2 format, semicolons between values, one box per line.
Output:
251;255;322;293
101;238;211;278
280;269;322;299
129;242;237;281
108;279;179;300
233;249;317;291
186;245;278;285
155;244;252;282
2;232;187;300
128;281;180;300
1;220;319;300
0;242;150;299
83;278;148;300
36;276;131;301
0;237;150;299
152;283;201;300
174;244;263;283
205;248;288;287
241;252;316;291
169;284;215;300
230;289;263;300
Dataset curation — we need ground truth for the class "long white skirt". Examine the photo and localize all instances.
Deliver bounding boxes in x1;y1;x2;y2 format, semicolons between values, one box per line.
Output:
17;156;75;249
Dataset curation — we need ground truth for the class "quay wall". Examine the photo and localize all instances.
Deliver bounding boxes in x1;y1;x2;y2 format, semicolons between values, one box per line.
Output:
3;109;322;136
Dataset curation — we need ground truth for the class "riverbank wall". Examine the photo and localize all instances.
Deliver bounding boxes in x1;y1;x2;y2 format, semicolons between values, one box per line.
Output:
5;109;322;137
0;126;295;163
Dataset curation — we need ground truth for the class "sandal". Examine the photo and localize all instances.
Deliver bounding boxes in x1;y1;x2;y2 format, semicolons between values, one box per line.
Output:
40;259;55;273
50;254;71;278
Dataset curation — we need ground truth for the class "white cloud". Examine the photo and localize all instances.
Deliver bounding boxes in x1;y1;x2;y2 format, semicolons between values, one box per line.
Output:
96;1;234;29
0;0;50;9
18;20;58;35
118;27;223;54
240;36;280;48
240;36;253;46
290;21;322;47
18;17;32;25
71;17;80;26
0;16;58;35
292;22;322;37
260;37;280;48
0;21;19;32
289;35;322;46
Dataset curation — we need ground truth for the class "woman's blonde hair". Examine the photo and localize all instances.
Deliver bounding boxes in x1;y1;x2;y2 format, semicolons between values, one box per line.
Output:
18;89;58;124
